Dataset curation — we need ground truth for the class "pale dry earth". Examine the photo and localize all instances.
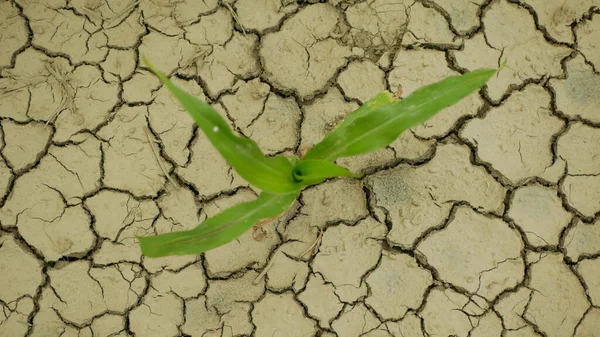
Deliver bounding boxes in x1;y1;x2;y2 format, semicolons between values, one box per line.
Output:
0;0;599;336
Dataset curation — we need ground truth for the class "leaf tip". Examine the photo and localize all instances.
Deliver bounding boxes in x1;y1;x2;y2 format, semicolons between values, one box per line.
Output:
498;59;508;73
141;55;153;71
141;56;168;84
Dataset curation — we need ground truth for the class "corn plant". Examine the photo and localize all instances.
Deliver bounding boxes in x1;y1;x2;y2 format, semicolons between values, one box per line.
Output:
137;58;502;257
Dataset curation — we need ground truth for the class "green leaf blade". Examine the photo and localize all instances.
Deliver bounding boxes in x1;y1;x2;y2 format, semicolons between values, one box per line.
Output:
144;58;299;194
303;68;498;161
332;91;399;130
137;192;298;257
293;160;361;186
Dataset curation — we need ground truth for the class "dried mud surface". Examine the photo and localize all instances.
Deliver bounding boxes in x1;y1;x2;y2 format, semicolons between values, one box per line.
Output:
1;0;599;336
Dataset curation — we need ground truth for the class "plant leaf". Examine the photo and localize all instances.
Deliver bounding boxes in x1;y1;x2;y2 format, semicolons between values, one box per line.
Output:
293;160;361;186
333;91;398;129
137;192;298;257
144;58;300;194
303;68;498;161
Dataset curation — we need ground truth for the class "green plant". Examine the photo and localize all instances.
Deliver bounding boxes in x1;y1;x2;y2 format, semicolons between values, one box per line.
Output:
137;58;502;258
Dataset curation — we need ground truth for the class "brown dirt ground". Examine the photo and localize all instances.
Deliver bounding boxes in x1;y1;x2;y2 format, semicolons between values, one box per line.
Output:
1;0;600;336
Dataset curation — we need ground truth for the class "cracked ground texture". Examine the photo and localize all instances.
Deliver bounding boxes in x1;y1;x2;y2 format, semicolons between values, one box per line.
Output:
0;0;600;336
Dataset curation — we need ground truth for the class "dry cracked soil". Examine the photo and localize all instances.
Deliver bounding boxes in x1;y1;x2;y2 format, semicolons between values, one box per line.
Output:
0;0;600;336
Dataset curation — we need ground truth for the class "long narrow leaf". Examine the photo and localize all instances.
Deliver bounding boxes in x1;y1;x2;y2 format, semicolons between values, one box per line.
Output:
144;58;300;194
293;160;361;186
303;68;498;161
137;192;298;257
332;91;398;131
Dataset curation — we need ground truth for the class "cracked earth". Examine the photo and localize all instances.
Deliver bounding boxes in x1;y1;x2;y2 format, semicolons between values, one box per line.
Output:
0;0;599;336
